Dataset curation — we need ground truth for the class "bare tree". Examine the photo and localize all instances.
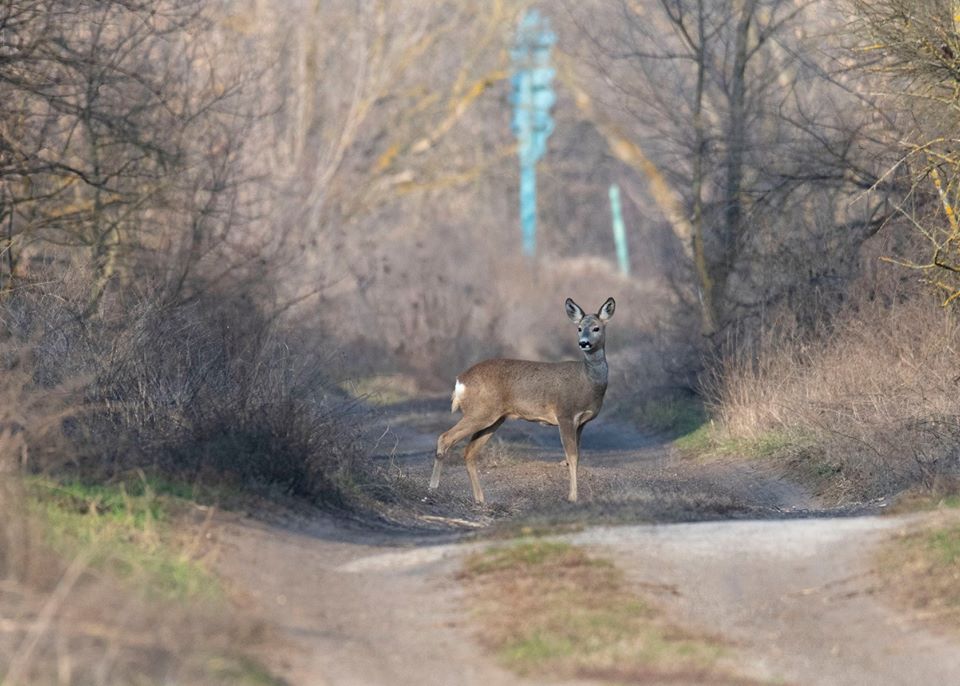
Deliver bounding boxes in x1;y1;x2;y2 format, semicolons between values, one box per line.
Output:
0;0;251;309
564;0;893;334
849;0;960;306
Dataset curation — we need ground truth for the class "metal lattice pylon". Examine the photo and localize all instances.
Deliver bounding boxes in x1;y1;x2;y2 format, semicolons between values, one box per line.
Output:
510;9;556;257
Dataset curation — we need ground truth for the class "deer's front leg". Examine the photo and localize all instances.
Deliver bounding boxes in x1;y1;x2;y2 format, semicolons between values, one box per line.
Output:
558;419;579;502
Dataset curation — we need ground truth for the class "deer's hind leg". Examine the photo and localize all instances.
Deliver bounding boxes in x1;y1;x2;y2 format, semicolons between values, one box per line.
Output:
463;418;505;504
430;414;499;491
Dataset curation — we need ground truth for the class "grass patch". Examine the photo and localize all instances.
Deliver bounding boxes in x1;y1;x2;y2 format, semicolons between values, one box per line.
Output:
460;540;753;683
2;475;285;686
25;474;221;602
878;515;960;629
631;395;707;438
673;423;796;461
484;521;588;541
673;423;714;454
202;654;288;686
464;540;590;575
888;489;960;514
928;526;960;564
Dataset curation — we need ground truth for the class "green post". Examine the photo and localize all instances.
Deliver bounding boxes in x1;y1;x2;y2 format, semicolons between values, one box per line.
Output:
609;184;629;276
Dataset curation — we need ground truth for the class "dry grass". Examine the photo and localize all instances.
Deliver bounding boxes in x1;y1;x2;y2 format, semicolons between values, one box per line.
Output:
459;540;757;685
704;291;960;500
0;357;276;683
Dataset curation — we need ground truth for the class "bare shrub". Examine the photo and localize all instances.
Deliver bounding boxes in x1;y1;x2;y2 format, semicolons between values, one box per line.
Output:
707;284;960;498
0;0;257;309
0;340;79;475
1;268;369;507
848;0;960;305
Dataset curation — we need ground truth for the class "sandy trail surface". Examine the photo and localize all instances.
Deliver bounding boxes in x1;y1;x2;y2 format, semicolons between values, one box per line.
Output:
574;517;960;685
214;398;960;685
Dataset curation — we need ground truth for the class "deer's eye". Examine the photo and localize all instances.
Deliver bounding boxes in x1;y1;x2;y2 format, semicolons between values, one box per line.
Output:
577;327;582;333
592;327;600;333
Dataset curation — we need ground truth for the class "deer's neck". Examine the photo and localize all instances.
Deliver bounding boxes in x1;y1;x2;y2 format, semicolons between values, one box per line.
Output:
582;347;608;390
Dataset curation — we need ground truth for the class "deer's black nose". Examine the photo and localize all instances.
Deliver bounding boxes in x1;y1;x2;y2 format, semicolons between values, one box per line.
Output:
579;340;590;349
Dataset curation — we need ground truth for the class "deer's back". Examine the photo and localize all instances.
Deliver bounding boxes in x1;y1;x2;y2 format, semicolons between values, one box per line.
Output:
456;358;602;424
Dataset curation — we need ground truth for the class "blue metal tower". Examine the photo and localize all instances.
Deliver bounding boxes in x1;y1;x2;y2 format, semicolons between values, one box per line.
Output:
511;9;556;257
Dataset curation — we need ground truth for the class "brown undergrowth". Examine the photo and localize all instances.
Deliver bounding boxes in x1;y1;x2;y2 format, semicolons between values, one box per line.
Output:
2;270;370;509
702;290;960;503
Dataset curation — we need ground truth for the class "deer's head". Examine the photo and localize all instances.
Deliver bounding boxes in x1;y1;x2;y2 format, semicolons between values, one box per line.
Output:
565;297;615;354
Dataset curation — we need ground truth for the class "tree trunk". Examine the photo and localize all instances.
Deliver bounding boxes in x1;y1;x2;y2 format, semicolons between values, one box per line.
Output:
716;0;757;328
690;0;717;335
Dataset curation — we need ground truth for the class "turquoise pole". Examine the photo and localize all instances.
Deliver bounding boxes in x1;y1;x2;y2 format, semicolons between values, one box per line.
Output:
609;184;629;276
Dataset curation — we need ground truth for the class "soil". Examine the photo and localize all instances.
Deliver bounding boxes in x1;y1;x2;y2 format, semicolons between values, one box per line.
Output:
213;396;960;685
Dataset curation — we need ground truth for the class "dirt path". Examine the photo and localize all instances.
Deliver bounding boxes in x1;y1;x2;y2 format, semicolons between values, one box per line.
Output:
216;517;533;686
213;399;960;685
574;517;960;685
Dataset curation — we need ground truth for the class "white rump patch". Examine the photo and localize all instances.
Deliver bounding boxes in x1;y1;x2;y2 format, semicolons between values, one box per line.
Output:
451;379;466;412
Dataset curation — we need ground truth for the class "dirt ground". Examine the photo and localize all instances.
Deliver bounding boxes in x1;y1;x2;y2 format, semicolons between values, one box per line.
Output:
213;397;960;685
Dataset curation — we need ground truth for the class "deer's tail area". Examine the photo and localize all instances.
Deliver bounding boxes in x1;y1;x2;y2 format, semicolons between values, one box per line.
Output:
451;379;466;413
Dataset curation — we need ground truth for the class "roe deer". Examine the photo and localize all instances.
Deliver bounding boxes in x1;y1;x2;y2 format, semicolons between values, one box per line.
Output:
428;297;615;503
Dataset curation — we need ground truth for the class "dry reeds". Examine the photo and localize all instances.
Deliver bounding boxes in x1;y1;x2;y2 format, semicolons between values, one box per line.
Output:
707;290;960;498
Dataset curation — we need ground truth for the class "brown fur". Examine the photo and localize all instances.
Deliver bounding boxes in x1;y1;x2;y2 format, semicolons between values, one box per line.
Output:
429;297;615;503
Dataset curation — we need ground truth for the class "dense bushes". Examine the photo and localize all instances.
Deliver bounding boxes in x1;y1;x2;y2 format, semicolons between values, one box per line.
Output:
1;272;368;507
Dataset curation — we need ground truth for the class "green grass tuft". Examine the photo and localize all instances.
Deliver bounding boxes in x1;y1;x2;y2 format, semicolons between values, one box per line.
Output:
203;654;288;686
464;540;592;575
672;422;797;461
25;475;221;602
927;524;960;565
631;396;707;438
672;423;714;453
878;518;960;630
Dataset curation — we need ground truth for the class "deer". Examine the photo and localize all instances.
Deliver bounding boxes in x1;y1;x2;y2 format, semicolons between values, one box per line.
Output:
428;297;615;504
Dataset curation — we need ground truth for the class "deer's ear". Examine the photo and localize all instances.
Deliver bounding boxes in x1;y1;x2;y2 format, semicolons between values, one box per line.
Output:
565;298;586;323
597;297;616;321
